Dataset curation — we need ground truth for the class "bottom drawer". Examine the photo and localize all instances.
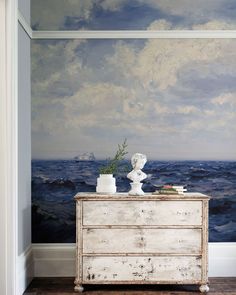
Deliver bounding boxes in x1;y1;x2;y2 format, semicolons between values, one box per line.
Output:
83;256;202;282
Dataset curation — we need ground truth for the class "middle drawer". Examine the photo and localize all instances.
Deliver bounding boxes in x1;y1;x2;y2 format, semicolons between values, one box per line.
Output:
83;228;201;254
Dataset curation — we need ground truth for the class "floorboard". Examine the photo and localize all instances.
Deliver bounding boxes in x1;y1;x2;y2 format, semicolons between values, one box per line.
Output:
24;277;236;295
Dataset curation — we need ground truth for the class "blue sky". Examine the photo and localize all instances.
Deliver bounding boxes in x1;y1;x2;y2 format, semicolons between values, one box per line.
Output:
32;38;236;160
31;0;236;30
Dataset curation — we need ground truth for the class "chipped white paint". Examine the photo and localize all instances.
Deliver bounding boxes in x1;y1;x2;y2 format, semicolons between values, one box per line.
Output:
74;193;210;292
83;228;201;254
83;200;202;226
83;256;202;282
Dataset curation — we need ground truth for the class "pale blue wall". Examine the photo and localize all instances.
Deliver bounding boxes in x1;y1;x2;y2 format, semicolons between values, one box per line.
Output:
18;22;31;254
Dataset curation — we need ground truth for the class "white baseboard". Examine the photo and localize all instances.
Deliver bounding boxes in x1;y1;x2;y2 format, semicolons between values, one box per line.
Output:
33;243;76;277
208;243;236;277
17;245;34;294
32;243;236;278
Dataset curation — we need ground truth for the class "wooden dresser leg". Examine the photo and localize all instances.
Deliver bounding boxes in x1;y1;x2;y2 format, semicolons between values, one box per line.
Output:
199;284;209;293
74;284;84;292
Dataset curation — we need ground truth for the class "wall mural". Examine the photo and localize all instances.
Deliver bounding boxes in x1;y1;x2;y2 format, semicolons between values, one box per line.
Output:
31;0;236;30
32;38;236;243
31;0;236;244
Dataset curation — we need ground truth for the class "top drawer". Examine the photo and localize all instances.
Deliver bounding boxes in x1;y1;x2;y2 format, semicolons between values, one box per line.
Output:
83;200;202;226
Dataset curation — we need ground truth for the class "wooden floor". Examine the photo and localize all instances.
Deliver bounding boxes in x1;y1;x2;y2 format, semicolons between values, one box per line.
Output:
24;278;236;295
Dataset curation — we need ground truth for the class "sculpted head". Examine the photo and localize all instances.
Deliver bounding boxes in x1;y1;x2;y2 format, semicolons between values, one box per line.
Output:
131;153;147;170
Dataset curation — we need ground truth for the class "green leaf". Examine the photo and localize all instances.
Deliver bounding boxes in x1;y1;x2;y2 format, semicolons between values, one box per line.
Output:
99;139;128;175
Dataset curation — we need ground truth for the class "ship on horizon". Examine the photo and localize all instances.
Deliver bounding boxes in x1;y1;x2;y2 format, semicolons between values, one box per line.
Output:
74;152;96;162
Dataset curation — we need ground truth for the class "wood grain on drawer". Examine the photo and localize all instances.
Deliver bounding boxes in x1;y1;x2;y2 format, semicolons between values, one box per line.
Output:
83;256;202;282
83;201;202;226
83;228;201;254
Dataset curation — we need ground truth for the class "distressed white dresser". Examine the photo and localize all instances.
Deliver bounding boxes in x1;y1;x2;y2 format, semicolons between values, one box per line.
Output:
74;193;210;292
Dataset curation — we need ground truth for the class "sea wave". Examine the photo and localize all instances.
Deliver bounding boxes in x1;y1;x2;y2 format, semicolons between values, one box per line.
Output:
32;159;236;243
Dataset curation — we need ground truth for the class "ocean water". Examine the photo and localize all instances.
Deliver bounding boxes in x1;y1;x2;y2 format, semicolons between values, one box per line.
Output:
32;160;236;243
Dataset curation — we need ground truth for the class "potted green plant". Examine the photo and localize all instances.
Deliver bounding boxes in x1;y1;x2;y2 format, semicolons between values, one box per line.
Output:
96;139;128;194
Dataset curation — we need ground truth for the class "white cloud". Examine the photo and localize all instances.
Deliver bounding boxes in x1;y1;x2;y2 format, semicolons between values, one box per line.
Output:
147;19;172;30
204;110;215;116
62;82;130;123
176;106;199;114
148;1;236;30
31;0;236;31
147;17;236;31
32;40;85;81
186;97;236;134
152;0;228;20
32;38;236;159
211;93;236;106
31;39;89;102
153;102;199;115
61;82;155;133
193;20;236;30
106;41;136;78
154;102;170;115
33;81;147;136
132;38;228;90
31;0;95;29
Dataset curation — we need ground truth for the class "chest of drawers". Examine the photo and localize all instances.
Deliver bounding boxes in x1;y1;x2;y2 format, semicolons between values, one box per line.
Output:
74;193;210;292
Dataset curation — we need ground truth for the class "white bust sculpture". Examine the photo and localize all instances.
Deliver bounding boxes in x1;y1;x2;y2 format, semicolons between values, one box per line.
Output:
127;153;147;195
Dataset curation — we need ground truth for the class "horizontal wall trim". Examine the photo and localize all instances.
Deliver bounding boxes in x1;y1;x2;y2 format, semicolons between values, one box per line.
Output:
32;30;236;39
32;243;236;278
18;11;32;39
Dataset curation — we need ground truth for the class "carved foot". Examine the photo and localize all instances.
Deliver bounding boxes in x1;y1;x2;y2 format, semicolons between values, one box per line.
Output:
199;284;209;293
74;285;84;292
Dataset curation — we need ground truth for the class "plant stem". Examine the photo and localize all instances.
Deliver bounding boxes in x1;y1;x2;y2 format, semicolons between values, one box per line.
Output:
99;139;128;174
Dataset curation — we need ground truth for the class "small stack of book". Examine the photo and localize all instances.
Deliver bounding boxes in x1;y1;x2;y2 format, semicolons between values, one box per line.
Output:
153;185;187;195
172;185;187;195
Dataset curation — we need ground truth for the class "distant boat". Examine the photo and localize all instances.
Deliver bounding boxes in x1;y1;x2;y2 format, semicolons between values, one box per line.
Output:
74;152;96;162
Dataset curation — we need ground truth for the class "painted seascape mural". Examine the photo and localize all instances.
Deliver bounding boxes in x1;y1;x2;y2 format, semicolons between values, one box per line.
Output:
31;0;236;30
31;1;236;243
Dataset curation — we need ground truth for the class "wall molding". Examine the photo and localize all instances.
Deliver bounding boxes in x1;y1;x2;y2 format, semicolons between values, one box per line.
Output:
32;243;236;278
18;11;32;39
17;245;34;294
0;0;18;294
32;30;236;39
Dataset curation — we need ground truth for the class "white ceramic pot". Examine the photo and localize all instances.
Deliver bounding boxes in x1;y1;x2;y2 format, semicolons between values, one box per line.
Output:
96;174;117;194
